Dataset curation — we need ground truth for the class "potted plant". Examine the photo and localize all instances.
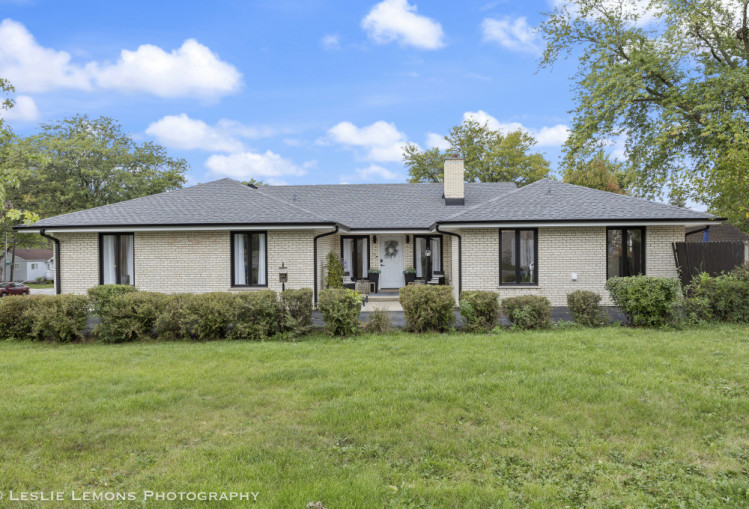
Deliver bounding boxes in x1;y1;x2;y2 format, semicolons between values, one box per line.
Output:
403;267;416;285
367;268;381;292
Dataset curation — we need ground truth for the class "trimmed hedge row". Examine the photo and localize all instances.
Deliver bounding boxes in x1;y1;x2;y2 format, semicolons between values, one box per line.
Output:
684;264;749;324
606;276;682;327
0;295;89;342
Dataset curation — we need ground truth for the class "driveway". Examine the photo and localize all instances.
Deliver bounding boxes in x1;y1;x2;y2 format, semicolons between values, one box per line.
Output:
29;287;56;296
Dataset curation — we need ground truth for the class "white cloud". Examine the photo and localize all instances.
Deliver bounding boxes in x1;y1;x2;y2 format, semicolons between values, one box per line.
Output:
426;132;450;151
327;120;413;162
340;164;405;184
362;0;445;50
0;94;39;121
320;34;340;50
482;17;541;54
145;114;276;152
205;150;307;180
0;18;91;92
463;110;570;147
0;18;241;98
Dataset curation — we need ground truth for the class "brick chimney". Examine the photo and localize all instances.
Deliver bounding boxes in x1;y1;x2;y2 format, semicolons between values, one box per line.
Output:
443;154;464;205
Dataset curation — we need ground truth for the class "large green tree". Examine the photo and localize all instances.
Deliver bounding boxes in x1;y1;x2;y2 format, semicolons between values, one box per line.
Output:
563;151;630;194
8;115;187;218
539;0;749;230
402;119;551;186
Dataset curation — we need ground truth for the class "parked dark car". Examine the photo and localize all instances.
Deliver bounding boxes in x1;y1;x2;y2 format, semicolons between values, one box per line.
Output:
0;282;30;297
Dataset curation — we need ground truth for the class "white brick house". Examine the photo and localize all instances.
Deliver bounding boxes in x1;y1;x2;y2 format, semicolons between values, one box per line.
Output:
17;157;720;306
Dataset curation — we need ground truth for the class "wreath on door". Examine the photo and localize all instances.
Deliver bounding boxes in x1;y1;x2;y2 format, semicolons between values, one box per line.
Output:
384;240;399;258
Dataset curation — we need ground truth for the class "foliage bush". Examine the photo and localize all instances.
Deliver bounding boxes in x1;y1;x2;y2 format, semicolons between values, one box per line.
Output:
459;291;499;332
96;292;168;343
0;295;40;340
87;284;138;317
318;288;362;336
324;252;344;289
364;307;393;334
605;276;681;327
29;295;90;342
501;295;552;330
179;292;236;341
229;290;279;340
732;261;749;283
154;294;193;341
685;272;749;323
279;288;313;336
399;285;455;332
566;290;607;327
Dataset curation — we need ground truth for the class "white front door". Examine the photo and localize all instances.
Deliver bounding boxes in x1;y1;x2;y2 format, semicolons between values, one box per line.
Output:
379;236;405;288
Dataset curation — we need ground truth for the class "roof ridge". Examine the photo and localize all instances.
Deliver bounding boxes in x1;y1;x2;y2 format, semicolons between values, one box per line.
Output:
250;184;334;223
443;178;546;221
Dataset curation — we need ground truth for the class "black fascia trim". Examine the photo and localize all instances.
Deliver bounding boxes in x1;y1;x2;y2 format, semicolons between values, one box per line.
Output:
230;231;269;288
15;221;339;231
437;217;725;225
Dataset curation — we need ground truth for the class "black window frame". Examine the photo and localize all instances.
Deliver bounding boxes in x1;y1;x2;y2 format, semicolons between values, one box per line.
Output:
98;232;135;286
606;227;646;279
230;231;269;288
412;235;444;280
498;228;539;286
340;235;370;280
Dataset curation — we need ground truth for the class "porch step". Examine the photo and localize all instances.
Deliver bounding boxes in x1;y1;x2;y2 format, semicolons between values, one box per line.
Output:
366;293;400;302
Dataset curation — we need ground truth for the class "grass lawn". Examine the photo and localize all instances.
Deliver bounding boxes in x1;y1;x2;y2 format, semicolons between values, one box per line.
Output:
1;326;747;508
24;282;54;289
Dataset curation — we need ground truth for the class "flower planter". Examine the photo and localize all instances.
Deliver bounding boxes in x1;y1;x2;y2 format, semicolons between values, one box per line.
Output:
368;272;380;292
404;273;416;285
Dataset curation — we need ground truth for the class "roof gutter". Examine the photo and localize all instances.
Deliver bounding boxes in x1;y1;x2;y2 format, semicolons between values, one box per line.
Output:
435;224;461;297
38;229;61;295
437;219;725;229
313;224;340;307
15;222;341;234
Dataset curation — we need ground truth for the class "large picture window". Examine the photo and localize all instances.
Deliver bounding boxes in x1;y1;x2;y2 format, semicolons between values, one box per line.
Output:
100;233;134;285
414;235;442;280
341;236;369;280
499;229;537;285
232;232;267;287
607;227;645;279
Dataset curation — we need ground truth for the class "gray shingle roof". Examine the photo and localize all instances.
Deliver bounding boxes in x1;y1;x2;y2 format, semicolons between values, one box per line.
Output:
29;179;331;228
441;179;715;223
257;182;517;229
24;177;714;231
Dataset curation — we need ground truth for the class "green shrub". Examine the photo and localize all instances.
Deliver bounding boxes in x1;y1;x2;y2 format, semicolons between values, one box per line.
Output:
229;290;279;340
180;292;235;340
566;290;607;327
318;288;362;336
154;294;193;341
731;261;749;283
324;251;344;289
96;292;168;343
399;285;455;333
279;288;313;336
686;272;749;323
0;295;45;340
605;276;681;327
459;291;499;332
364;307;393;334
28;295;89;342
88;284;138;317
501;295;552;330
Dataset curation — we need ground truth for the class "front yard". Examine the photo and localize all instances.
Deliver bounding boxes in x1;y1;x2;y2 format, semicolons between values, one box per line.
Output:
1;326;747;507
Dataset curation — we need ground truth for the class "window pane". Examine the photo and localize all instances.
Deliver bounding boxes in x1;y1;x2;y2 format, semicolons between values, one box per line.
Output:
233;234;247;285
357;238;368;278
415;237;426;278
251;234;260;285
342;238;354;278
500;230;516;283
607;230;623;278
626;229;643;276
431;238;441;271
256;233;266;285
518;230;535;283
102;234;116;284
119;235;134;286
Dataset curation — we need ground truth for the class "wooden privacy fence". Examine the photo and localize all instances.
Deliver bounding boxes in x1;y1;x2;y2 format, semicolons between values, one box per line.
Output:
672;241;748;287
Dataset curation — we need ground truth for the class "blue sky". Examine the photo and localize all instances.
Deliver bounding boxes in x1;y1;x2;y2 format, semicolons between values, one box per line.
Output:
0;0;582;186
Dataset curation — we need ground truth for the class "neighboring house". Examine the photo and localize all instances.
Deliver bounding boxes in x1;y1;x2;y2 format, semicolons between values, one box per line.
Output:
1;248;54;282
16;157;721;306
686;223;749;243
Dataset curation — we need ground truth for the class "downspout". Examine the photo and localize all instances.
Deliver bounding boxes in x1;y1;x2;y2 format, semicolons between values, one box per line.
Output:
313;224;339;306
39;229;61;295
435;224;461;297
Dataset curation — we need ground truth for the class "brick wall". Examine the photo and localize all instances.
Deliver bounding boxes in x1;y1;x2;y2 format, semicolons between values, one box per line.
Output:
56;232;99;294
459;226;684;306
